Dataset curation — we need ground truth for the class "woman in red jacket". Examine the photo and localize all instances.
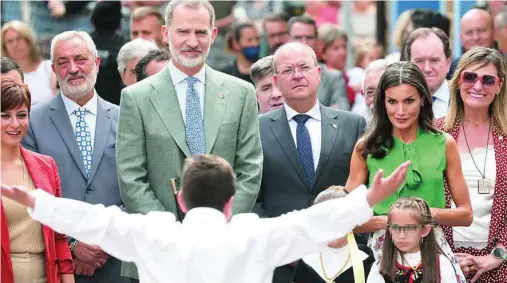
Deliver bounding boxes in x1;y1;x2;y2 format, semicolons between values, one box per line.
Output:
1;79;74;283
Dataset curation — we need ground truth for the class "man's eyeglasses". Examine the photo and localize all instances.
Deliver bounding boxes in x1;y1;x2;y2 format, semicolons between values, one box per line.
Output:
361;89;376;98
387;224;423;236
460;71;500;88
276;64;316;77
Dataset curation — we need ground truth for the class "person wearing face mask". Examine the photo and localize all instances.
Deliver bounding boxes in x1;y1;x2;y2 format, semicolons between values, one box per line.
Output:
218;22;261;85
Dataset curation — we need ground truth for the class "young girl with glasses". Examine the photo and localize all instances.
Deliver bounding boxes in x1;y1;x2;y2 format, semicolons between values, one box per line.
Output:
367;197;458;283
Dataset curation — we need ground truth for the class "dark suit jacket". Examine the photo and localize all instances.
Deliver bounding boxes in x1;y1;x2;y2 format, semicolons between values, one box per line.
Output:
258;105;366;218
22;93;128;283
1;147;73;283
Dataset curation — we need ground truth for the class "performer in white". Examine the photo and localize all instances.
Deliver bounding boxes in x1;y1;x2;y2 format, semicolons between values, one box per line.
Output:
1;155;410;283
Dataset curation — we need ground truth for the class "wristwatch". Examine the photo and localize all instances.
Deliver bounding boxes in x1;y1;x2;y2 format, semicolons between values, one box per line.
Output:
492;248;507;261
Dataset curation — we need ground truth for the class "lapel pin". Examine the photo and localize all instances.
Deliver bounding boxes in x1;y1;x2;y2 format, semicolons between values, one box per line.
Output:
219;93;224;99
332;124;337;128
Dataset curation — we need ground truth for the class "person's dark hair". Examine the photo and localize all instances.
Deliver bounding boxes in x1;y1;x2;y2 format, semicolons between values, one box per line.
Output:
287;15;317;36
226;21;256;51
1;78;31;113
135;49;170;81
399;9;450;61
181;155;236;211
410;9;450;36
232;21;256;43
404;27;451;60
263;11;290;25
91;1;122;32
1;57;24;81
359;61;440;159
380;197;444;283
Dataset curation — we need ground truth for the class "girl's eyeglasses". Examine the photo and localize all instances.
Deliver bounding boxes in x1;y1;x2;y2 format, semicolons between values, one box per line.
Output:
460;71;500;88
387;224;423;236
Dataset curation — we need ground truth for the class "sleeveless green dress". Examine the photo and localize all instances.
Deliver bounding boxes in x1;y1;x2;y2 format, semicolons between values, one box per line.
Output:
367;128;447;215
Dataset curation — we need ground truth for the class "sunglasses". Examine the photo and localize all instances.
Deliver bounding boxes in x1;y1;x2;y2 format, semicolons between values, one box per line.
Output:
460;71;500;88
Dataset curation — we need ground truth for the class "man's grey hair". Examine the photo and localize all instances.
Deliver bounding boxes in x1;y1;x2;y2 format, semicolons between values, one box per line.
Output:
495;7;507;28
117;39;158;73
362;59;389;89
272;42;318;71
250;55;275;85
50;31;98;63
164;0;215;29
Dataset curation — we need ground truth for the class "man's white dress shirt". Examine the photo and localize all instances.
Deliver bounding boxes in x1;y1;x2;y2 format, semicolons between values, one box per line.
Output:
61;92;98;147
432;80;450;119
168;60;206;124
285;102;322;170
28;186;373;283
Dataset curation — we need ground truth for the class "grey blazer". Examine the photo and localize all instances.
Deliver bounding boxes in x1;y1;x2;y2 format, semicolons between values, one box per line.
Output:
318;63;351;110
257;105;366;218
22;93;128;283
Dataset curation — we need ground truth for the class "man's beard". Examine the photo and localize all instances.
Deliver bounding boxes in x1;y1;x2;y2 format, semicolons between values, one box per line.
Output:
168;40;211;68
57;67;97;98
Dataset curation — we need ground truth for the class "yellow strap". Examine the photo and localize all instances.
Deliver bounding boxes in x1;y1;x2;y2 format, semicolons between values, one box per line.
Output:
347;232;365;283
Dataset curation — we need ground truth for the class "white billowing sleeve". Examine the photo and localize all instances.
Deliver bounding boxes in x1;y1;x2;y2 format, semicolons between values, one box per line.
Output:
256;185;374;266
27;189;178;263
440;254;459;283
366;260;385;283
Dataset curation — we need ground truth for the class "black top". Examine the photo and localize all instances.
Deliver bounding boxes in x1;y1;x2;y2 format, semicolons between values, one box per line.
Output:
216;59;254;86
90;31;126;105
292;244;375;283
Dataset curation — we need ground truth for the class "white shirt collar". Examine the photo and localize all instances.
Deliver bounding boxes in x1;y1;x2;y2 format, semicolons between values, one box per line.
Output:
284;102;321;122
182;207;227;226
168;60;206;86
61;91;98;116
432;80;450;103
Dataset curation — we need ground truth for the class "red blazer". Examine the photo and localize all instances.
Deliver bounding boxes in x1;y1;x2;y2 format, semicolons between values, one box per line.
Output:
1;147;73;283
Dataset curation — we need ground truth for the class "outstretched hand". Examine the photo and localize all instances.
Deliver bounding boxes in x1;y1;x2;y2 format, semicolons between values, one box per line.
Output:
366;161;410;207
1;184;36;209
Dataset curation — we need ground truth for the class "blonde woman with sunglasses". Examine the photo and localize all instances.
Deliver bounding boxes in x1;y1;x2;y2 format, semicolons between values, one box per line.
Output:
435;47;507;283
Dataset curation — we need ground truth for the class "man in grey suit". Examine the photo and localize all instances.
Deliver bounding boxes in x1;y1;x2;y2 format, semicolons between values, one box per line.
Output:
116;0;263;282
258;42;366;283
288;16;350;110
22;31;128;283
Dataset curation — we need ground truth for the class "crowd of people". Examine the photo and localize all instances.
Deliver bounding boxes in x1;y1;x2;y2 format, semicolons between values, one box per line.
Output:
1;0;507;283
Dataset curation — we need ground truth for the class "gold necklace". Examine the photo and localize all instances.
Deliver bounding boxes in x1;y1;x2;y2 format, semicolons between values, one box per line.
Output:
319;252;351;282
464;116;490;127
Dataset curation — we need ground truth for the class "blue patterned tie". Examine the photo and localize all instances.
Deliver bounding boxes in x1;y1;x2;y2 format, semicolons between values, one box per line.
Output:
74;108;93;177
293;114;315;187
185;76;205;155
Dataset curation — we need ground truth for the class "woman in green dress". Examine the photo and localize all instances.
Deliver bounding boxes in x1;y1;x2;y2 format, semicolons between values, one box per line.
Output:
345;61;471;282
